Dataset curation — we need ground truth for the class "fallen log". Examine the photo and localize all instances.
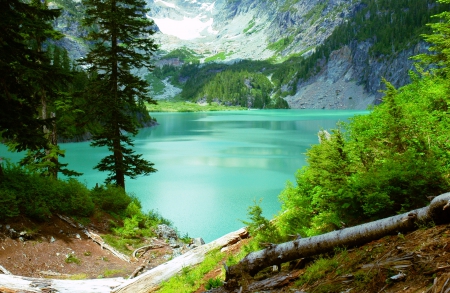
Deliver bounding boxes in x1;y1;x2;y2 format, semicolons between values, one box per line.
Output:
112;227;249;293
83;229;131;263
0;274;124;293
57;214;131;263
226;192;450;281
0;264;12;275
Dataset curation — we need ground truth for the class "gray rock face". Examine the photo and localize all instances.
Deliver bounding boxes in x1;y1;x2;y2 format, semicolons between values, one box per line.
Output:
156;224;178;240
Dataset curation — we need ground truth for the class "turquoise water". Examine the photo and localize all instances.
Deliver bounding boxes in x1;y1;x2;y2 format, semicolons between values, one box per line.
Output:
0;109;368;242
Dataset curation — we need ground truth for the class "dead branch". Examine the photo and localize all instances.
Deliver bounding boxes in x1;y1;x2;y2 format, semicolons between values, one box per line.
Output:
132;244;166;259
129;265;146;279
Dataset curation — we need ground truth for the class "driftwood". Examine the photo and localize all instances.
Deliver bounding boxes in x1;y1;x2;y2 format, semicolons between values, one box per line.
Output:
0;274;124;293
57;214;131;263
0;264;12;275
132;243;166;258
112;228;249;293
226;192;450;281
83;229;131;263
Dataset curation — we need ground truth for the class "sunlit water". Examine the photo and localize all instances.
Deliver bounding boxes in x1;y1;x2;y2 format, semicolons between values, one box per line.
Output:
0;109;368;242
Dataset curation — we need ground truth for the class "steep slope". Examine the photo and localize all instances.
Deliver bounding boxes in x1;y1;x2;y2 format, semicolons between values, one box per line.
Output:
50;0;442;109
149;0;356;62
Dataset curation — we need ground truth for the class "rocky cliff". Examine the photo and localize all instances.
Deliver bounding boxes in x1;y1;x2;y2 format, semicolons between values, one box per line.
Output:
53;0;434;109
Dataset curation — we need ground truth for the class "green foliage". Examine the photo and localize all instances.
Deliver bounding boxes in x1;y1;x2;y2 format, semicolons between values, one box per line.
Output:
0;0;64;152
146;101;246;112
0;189;19;220
0;163;152;221
161;47;200;64
243;18;256;34
296;257;339;286
91;185;132;216
271;71;450;237
267;36;294;53
157;249;224;293
241;201;285;247
304;1;328;24
65;254;81;265
205;277;223;290
204;52;227;63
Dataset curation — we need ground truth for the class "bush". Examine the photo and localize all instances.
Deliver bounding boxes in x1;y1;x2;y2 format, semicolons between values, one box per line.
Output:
91;185;132;215
0;189;19;220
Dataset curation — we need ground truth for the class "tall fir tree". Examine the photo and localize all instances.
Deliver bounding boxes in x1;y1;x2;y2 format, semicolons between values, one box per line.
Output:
0;0;66;177
81;0;158;189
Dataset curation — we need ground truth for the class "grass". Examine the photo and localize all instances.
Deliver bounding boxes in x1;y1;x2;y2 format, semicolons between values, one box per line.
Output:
243;18;256;34
102;234;147;256
146;101;246;112
103;269;126;278
204;52;227;63
65;254;81;265
157;249;225;293
267;36;294;53
69;273;88;280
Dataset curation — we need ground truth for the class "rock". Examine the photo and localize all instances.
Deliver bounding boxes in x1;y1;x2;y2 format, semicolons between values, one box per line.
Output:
50;236;56;243
8;228;18;239
192;238;205;247
169;238;180;248
172;248;182;258
75;234;81;240
156;224;178;240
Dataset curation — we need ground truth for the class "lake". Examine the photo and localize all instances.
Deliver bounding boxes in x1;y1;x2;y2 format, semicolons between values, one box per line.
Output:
0;109;368;242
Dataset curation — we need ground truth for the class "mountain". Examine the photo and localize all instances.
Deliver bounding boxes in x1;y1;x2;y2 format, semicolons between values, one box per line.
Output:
52;0;444;109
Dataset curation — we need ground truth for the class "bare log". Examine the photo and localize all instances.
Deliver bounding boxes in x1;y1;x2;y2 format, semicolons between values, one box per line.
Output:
0;264;12;275
83;229;131;263
226;192;450;280
0;274;124;293
112;228;248;293
56;214;131;263
246;271;301;291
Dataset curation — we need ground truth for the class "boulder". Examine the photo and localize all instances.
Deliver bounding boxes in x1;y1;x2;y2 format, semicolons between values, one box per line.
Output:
156;224;177;240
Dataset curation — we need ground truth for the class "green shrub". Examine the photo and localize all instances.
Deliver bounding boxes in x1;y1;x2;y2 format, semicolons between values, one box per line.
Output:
205;277;223;290
91;185;132;215
0;189;19;220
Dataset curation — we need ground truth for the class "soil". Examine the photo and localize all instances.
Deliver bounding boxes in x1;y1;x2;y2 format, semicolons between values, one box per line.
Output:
0;215;177;280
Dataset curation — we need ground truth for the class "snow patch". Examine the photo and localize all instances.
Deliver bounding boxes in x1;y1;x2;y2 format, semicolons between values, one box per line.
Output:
154;0;178;9
152;16;217;40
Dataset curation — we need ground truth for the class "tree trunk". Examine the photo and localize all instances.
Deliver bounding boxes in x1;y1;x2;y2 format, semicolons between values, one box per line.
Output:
111;228;249;293
225;192;450;281
0;274;124;293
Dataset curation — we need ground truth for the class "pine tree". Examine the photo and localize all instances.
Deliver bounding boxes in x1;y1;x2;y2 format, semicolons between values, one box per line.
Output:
81;0;158;189
0;0;65;177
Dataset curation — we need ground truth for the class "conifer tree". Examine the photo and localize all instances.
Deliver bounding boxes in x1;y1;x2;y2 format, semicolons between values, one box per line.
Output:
81;0;158;189
0;0;66;177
